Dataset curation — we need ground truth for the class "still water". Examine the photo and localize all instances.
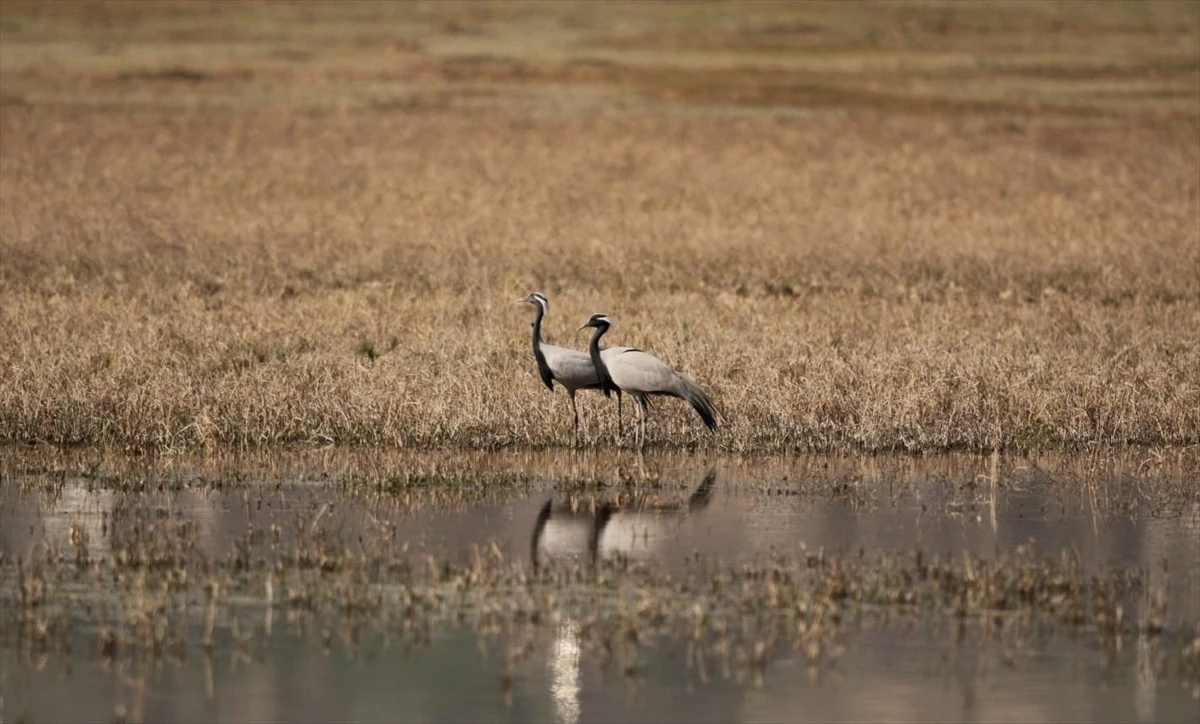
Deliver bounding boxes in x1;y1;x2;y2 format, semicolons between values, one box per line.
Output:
2;451;1198;723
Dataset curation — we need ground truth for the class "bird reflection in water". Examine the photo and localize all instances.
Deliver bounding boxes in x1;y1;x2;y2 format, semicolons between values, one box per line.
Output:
531;469;718;724
530;468;718;571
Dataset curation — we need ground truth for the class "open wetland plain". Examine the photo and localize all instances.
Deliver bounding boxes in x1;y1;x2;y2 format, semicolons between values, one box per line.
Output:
1;1;1198;722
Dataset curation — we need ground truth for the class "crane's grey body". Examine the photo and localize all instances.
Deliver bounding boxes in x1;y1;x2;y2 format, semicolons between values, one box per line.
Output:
536;341;599;393
519;293;633;445
580;313;720;449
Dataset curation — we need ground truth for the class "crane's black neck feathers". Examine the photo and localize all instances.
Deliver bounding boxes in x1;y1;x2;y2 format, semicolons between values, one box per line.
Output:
530;302;554;391
587;322;619;398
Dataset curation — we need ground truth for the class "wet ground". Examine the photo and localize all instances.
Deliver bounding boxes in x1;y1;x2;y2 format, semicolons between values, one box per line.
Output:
2;450;1198;723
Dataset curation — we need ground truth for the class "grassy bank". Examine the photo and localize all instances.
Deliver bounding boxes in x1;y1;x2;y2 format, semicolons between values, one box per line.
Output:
1;1;1197;453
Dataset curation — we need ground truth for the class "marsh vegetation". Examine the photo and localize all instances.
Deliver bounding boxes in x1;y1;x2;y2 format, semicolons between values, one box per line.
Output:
1;0;1197;453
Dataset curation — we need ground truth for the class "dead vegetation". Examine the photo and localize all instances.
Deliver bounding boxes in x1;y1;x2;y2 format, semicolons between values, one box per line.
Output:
0;1;1197;453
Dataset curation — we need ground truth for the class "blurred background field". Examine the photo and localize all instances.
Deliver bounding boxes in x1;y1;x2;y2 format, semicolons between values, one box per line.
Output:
1;1;1197;116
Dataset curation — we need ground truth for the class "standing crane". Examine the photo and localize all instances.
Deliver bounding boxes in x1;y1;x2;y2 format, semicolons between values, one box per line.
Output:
517;293;632;446
579;313;720;449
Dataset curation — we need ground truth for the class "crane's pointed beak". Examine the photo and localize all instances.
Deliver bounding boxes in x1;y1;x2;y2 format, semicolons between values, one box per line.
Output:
514;297;528;304
578;322;592;331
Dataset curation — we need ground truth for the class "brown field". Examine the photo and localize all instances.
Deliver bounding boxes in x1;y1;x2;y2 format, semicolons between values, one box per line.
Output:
1;0;1198;454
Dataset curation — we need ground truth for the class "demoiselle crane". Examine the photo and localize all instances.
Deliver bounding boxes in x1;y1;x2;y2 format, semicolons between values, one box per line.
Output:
517;293;633;445
579;313;720;449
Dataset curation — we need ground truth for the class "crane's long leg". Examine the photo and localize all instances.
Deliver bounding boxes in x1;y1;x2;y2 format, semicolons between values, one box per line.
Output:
641;400;648;451
617;390;624;446
634;395;649;451
568;390;580;448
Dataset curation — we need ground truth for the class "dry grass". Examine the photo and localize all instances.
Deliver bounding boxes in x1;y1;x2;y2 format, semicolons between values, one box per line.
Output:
0;1;1197;453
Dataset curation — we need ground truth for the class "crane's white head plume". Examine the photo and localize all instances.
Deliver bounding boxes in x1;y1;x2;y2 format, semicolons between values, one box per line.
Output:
517;292;549;314
578;313;612;331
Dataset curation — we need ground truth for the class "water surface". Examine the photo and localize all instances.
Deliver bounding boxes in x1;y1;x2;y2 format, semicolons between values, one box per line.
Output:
2;451;1197;723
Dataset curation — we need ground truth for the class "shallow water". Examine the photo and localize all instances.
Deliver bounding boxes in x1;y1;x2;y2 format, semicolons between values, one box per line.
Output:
2;451;1198;723
6;623;1199;724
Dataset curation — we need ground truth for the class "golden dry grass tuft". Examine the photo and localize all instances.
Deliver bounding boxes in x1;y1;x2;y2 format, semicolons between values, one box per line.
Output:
0;1;1197;453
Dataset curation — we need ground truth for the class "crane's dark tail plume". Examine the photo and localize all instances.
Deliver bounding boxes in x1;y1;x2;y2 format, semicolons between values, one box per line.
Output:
679;375;719;432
